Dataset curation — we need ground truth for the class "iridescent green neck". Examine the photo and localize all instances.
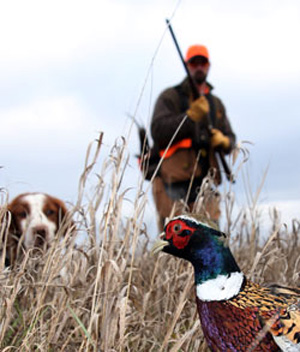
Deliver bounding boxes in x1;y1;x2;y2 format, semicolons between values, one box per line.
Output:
190;235;241;285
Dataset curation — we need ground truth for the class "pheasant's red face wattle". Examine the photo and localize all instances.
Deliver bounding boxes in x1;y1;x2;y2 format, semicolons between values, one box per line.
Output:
165;219;196;249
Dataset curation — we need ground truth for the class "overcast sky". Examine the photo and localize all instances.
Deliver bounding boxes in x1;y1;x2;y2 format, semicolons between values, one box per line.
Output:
0;0;299;228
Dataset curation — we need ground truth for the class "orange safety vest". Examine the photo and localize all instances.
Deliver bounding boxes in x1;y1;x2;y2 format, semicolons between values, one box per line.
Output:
159;138;192;159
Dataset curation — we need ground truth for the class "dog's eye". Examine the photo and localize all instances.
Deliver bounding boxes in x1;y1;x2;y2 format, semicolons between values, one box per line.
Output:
18;211;27;219
45;209;55;217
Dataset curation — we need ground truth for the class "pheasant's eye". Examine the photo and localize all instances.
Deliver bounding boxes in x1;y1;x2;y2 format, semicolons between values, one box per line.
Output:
172;223;182;233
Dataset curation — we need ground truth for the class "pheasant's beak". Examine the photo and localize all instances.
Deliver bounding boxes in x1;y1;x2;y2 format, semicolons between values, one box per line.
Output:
151;232;169;255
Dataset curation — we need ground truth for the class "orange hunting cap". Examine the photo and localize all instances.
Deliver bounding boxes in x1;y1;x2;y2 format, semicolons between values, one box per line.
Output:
185;44;210;62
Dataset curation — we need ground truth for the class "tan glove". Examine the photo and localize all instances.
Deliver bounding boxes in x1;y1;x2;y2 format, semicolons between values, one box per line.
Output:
210;128;230;150
186;96;209;122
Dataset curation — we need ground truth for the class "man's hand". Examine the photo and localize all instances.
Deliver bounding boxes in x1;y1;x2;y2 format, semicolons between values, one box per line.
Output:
211;128;230;150
187;96;209;122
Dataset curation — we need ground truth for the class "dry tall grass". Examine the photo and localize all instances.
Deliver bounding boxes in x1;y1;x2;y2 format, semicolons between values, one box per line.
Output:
0;135;299;351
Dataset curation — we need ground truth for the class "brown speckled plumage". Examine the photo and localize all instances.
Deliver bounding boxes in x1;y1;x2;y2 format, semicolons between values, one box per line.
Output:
197;279;300;351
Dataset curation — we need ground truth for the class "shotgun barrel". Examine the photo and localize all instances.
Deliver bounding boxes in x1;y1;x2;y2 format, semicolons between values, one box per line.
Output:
165;18;234;182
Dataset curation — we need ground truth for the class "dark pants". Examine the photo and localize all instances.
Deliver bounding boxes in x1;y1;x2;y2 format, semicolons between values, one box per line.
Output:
163;177;204;203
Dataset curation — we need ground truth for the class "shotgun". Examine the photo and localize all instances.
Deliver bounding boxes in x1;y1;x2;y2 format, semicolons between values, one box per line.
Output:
166;19;234;182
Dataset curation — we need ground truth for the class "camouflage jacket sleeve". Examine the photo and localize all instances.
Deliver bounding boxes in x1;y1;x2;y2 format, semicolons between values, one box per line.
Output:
150;87;196;150
211;95;236;154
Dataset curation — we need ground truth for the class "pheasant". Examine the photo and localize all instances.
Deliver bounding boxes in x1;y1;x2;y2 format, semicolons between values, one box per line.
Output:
152;214;300;351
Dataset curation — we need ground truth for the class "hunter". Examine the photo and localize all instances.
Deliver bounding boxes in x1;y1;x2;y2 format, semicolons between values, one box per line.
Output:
151;44;236;230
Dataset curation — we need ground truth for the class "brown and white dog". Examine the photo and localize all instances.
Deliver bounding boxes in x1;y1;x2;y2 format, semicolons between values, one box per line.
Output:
4;192;74;265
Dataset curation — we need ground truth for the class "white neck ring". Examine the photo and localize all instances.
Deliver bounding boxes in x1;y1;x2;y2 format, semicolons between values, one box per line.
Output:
196;272;244;301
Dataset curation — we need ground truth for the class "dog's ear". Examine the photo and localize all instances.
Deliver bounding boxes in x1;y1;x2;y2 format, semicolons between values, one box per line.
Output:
1;203;19;267
46;196;75;236
6;195;29;239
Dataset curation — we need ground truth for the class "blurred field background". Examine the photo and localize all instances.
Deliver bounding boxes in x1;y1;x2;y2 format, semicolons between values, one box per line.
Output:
0;134;299;352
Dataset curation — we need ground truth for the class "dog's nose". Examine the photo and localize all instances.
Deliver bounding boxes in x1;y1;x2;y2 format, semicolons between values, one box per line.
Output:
33;226;48;247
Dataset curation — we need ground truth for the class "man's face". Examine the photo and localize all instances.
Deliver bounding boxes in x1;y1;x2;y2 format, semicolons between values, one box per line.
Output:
187;56;210;84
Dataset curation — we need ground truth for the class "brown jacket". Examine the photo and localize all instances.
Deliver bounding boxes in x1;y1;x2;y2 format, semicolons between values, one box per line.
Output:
151;78;236;185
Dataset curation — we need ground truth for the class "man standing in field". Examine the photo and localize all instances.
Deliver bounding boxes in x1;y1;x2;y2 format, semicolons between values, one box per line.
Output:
151;44;236;230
